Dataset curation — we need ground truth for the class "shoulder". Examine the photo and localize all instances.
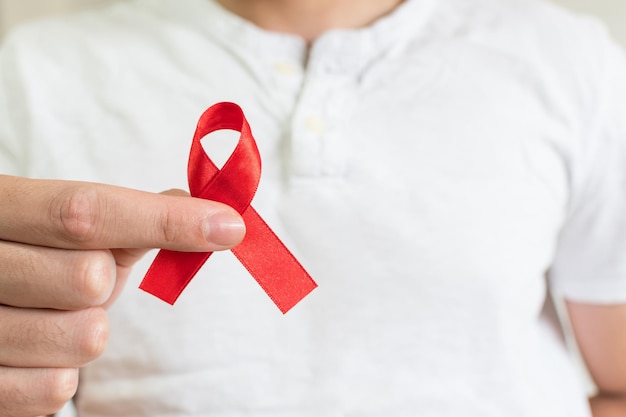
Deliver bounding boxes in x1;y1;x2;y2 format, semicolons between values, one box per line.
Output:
446;0;622;74
434;0;626;121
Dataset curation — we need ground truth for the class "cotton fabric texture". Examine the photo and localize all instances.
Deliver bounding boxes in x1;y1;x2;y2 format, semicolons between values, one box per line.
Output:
1;0;625;416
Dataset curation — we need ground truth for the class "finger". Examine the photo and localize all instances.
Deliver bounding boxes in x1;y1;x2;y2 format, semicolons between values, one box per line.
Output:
0;241;116;309
0;175;245;251
96;190;192;307
99;247;151;310
0;366;78;417
161;188;190;197
0;306;108;368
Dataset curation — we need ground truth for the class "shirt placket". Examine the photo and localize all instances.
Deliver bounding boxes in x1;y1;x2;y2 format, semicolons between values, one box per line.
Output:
287;35;363;180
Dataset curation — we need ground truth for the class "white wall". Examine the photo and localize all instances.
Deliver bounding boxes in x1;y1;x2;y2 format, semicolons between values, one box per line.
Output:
0;0;124;37
1;0;626;46
551;0;626;46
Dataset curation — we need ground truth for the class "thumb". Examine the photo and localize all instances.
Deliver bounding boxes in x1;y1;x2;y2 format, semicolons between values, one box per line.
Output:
107;188;196;284
160;188;191;197
102;188;235;308
0;177;246;251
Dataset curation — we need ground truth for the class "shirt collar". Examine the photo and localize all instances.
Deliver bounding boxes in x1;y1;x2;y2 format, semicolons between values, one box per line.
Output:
145;0;439;73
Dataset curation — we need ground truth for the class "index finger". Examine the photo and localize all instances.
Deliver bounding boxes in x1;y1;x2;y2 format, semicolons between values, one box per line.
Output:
0;175;245;251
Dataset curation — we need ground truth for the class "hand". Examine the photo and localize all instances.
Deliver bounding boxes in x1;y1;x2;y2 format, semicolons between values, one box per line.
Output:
0;175;245;417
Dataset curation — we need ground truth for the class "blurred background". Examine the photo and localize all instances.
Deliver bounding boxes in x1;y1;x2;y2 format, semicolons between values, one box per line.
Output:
1;0;626;47
0;0;117;38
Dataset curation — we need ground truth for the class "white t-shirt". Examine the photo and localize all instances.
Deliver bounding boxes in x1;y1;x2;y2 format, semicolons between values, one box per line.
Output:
1;0;626;416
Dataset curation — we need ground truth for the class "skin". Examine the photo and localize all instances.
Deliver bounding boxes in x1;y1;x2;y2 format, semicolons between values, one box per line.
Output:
1;1;623;416
216;0;404;43
567;302;626;416
0;175;245;416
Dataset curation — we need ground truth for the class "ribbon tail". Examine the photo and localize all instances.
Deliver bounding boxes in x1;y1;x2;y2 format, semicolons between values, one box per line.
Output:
140;250;214;304
233;207;317;314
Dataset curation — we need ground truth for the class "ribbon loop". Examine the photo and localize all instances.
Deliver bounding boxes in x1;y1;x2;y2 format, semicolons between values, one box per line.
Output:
140;102;317;313
188;102;260;213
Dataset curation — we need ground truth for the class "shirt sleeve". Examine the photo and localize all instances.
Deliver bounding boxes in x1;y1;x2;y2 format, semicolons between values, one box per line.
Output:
549;22;626;303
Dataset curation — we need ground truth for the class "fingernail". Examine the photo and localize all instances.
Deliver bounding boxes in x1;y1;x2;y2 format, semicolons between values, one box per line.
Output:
204;211;246;247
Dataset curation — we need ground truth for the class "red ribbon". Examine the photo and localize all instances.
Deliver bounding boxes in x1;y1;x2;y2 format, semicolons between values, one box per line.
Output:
139;102;317;313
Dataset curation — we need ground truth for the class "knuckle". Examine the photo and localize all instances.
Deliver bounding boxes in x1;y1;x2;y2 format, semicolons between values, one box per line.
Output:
50;186;102;244
0;368;77;417
41;368;79;412
73;308;109;364
74;250;115;306
159;207;182;244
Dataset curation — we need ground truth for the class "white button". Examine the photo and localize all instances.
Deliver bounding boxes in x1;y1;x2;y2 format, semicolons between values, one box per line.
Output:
274;61;300;75
304;115;325;134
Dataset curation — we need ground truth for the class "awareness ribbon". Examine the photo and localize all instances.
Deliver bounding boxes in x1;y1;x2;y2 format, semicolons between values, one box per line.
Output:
139;102;317;313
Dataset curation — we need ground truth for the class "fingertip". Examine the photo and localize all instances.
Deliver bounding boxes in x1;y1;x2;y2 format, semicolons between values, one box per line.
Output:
203;209;246;248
